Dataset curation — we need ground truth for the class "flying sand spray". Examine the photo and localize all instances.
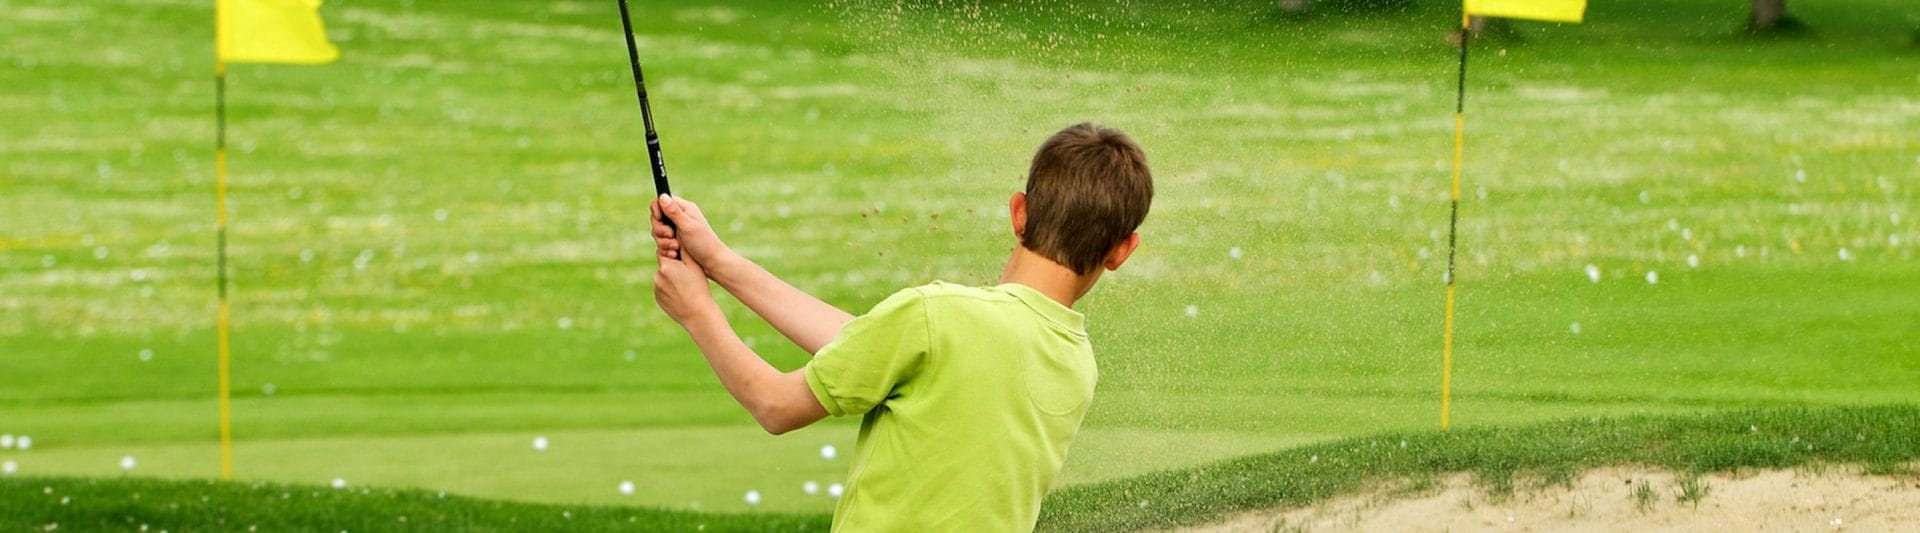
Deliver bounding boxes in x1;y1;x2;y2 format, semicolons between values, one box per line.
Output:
616;0;675;232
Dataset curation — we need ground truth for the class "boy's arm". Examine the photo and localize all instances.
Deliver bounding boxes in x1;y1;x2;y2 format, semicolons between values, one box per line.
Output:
681;312;830;435
654;243;828;435
704;254;854;354
653;196;855;354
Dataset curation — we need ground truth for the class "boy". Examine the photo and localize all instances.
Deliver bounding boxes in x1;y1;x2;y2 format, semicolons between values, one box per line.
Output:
649;123;1152;531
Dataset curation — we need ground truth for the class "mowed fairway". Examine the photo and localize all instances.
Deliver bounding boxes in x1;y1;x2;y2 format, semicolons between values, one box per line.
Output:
3;0;1916;516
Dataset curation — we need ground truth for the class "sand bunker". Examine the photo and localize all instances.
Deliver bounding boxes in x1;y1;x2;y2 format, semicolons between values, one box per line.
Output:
1190;466;1920;532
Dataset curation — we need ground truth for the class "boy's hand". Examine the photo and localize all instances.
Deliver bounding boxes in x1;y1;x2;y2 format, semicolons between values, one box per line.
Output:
654;245;721;329
651;195;732;268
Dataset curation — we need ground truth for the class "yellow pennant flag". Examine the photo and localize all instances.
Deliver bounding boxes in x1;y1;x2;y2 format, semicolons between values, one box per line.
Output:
217;0;340;64
1465;0;1587;23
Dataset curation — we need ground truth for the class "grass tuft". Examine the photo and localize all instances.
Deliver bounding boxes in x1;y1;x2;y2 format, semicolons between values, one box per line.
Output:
1631;480;1658;513
1672;475;1710;506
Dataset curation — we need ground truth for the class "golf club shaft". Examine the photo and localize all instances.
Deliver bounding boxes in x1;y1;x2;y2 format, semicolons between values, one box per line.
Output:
617;0;675;230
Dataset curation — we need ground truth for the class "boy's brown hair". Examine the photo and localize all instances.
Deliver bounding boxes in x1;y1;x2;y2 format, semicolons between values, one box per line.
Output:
1021;123;1154;275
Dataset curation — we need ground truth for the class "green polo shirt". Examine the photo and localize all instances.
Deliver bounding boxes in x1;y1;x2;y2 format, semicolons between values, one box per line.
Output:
804;281;1097;532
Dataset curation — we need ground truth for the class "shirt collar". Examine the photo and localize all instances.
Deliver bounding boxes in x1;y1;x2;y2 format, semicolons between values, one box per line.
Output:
997;282;1088;335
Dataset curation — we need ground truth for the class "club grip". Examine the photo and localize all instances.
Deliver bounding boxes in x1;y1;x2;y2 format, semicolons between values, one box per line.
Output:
647;137;671;196
647;136;676;230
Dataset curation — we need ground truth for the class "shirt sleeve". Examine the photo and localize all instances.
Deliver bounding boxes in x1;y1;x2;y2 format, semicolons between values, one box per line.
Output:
804;288;931;417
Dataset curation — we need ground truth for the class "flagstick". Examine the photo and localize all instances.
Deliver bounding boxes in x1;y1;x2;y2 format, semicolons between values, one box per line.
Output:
212;0;339;480
215;56;234;479
1440;10;1470;431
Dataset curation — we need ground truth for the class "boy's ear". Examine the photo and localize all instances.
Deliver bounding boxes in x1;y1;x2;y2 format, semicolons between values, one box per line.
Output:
1008;192;1028;239
1102;232;1141;271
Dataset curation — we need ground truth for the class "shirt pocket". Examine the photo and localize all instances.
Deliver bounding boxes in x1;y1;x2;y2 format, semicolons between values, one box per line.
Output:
1024;345;1096;417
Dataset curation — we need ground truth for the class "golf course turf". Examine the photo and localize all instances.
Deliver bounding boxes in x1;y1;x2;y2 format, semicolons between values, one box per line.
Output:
7;405;1918;531
2;0;1915;525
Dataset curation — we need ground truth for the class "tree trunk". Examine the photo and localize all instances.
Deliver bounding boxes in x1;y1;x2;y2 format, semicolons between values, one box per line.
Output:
1749;0;1787;31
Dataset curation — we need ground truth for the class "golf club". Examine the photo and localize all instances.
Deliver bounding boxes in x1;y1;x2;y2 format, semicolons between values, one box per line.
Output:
616;0;675;232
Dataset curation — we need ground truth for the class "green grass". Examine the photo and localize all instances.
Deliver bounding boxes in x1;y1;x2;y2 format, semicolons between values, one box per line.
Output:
2;0;1917;520
6;405;1916;531
0;476;827;532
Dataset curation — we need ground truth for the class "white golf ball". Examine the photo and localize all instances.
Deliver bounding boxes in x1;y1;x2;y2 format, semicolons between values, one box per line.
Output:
618;481;635;495
1;460;15;475
138;349;153;362
120;456;137;471
1183;305;1198;318
743;490;761;506
819;444;836;460
1569;322;1582;335
826;483;844;499
1645;271;1658;285
15;436;29;451
532;436;549;452
803;481;819;495
1583;264;1601;283
1838;248;1853;261
1;434;13;449
331;478;347;489
1228;247;1243;260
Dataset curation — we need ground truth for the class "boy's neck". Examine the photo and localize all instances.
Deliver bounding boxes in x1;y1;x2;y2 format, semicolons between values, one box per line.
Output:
999;246;1100;308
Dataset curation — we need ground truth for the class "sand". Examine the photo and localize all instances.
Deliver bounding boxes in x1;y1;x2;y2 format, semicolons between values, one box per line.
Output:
1187;465;1920;532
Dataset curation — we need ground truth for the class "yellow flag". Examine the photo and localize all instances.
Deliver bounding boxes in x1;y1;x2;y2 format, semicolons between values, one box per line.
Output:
1465;0;1586;23
217;0;340;64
